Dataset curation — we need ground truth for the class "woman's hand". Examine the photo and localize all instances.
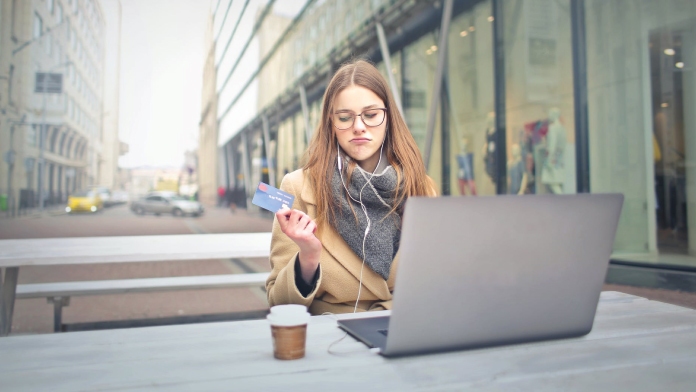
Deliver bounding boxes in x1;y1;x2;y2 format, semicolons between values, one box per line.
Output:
276;206;322;284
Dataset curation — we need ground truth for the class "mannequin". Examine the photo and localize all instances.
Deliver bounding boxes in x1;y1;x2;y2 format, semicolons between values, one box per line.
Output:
508;143;527;195
457;137;477;195
541;108;566;194
482;112;497;183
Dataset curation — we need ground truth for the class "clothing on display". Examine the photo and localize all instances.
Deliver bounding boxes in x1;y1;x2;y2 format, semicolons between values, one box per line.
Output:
484;128;497;181
508;159;526;195
509;119;549;195
456;153;477;196
541;121;567;189
457;153;474;181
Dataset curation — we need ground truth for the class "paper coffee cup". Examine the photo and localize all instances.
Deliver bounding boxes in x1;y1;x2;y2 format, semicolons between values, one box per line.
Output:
268;305;310;360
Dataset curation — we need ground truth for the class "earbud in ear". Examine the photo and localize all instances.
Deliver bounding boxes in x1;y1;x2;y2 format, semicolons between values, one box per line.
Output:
337;140;342;171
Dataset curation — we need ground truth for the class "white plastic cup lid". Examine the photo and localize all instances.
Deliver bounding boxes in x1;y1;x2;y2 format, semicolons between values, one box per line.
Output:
270;304;308;316
267;312;310;327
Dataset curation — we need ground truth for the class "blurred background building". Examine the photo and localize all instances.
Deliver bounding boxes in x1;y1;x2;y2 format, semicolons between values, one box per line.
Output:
0;0;124;216
201;0;696;267
127;166;182;198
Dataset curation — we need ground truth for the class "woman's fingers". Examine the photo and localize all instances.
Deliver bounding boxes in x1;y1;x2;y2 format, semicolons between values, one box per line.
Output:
277;208;317;239
275;206;292;231
290;210;305;226
297;213;311;230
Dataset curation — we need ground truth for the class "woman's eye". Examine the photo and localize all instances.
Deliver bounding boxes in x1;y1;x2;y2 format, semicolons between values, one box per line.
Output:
364;113;377;119
338;116;352;122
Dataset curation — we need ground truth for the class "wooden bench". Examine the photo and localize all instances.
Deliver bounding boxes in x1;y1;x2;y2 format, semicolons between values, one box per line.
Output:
16;273;270;332
0;233;273;336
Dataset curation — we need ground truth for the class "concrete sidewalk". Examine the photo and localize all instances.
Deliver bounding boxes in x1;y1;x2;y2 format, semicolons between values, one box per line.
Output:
0;205;67;220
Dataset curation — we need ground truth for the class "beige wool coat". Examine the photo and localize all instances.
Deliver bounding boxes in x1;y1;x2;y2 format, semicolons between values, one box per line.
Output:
266;169;401;315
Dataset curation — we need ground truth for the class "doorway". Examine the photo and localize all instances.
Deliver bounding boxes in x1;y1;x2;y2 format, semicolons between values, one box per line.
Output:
649;26;693;255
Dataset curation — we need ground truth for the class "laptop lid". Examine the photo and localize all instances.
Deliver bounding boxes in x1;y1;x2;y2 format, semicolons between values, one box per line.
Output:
356;193;623;357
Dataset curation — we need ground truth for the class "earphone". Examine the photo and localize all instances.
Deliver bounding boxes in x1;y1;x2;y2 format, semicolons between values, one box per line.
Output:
323;128;388;354
336;135;386;313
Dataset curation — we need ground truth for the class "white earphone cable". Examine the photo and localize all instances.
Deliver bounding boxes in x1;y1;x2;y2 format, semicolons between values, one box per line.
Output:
337;138;385;313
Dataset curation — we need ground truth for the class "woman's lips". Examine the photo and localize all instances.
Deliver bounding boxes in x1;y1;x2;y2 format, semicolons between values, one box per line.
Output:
350;138;371;145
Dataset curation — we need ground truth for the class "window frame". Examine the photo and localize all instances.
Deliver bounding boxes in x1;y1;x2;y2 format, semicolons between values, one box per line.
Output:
33;12;43;39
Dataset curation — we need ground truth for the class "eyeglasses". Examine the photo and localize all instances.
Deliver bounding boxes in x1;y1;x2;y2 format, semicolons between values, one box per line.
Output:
332;108;387;130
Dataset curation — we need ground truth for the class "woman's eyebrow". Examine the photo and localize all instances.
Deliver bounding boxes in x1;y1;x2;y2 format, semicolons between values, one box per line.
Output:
334;104;381;112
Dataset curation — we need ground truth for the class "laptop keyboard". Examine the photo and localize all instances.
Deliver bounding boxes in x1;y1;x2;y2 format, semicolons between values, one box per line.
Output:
378;329;389;336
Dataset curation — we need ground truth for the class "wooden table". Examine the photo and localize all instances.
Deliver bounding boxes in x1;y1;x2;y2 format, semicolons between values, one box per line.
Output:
1;291;695;391
0;233;272;335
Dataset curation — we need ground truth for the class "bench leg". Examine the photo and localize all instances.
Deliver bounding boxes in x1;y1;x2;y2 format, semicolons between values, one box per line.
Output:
1;267;20;337
47;297;70;333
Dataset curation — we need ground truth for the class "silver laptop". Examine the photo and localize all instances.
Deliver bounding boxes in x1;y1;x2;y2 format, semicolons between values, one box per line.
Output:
338;193;624;357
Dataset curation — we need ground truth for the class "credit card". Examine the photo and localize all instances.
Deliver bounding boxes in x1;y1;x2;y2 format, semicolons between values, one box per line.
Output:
251;182;295;213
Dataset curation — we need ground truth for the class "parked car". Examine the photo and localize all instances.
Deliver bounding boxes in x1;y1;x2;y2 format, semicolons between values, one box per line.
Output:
90;186;113;207
110;190;130;205
130;192;204;217
66;190;103;213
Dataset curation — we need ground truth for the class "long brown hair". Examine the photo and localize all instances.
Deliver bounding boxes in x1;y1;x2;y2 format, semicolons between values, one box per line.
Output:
302;59;434;232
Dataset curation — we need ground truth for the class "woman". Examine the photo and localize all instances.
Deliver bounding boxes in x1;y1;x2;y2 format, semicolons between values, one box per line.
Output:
266;59;435;315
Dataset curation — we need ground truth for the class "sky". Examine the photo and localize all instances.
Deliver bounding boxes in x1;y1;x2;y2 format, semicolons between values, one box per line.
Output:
100;0;306;169
102;0;211;168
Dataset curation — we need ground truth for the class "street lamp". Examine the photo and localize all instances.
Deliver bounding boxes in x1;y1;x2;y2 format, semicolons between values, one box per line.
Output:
4;115;26;218
37;61;72;212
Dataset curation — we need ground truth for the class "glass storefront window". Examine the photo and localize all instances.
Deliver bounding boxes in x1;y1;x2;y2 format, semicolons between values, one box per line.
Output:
402;32;441;186
403;34;437;151
586;0;696;263
376;51;402;104
276;119;294;181
447;0;495;196
294;112;305;168
503;0;576;196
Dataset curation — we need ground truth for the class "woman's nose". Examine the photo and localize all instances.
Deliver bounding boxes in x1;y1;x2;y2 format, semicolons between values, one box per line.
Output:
353;116;367;132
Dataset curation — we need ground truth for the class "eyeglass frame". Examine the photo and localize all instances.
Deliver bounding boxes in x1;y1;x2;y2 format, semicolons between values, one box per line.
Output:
332;108;388;130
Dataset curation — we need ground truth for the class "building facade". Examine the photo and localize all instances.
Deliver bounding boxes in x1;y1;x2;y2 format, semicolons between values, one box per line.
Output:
198;10;223;207
202;0;696;268
98;0;122;193
0;0;118;216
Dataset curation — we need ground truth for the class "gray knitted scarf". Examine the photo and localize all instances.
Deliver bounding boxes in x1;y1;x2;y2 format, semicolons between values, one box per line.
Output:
329;161;402;280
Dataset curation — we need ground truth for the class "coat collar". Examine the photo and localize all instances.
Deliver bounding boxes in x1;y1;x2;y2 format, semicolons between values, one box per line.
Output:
300;172;316;206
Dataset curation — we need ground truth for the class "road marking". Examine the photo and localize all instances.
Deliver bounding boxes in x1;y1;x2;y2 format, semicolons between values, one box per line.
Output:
184;218;268;305
183;219;207;234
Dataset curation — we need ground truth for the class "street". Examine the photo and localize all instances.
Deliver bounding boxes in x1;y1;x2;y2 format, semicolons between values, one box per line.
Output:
3;204;696;336
0;203;273;238
0;204;274;335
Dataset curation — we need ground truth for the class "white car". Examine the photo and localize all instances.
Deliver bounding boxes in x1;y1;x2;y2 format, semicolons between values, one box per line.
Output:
111;190;130;204
130;192;204;217
90;186;113;207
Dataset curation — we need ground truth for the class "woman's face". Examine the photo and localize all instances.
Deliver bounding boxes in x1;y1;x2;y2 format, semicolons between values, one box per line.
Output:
332;85;387;173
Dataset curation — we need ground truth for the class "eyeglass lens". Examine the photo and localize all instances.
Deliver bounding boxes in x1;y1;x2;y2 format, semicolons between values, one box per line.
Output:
333;109;386;129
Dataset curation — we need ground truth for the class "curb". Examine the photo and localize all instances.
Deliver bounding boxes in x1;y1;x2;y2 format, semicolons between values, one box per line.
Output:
0;208;67;220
